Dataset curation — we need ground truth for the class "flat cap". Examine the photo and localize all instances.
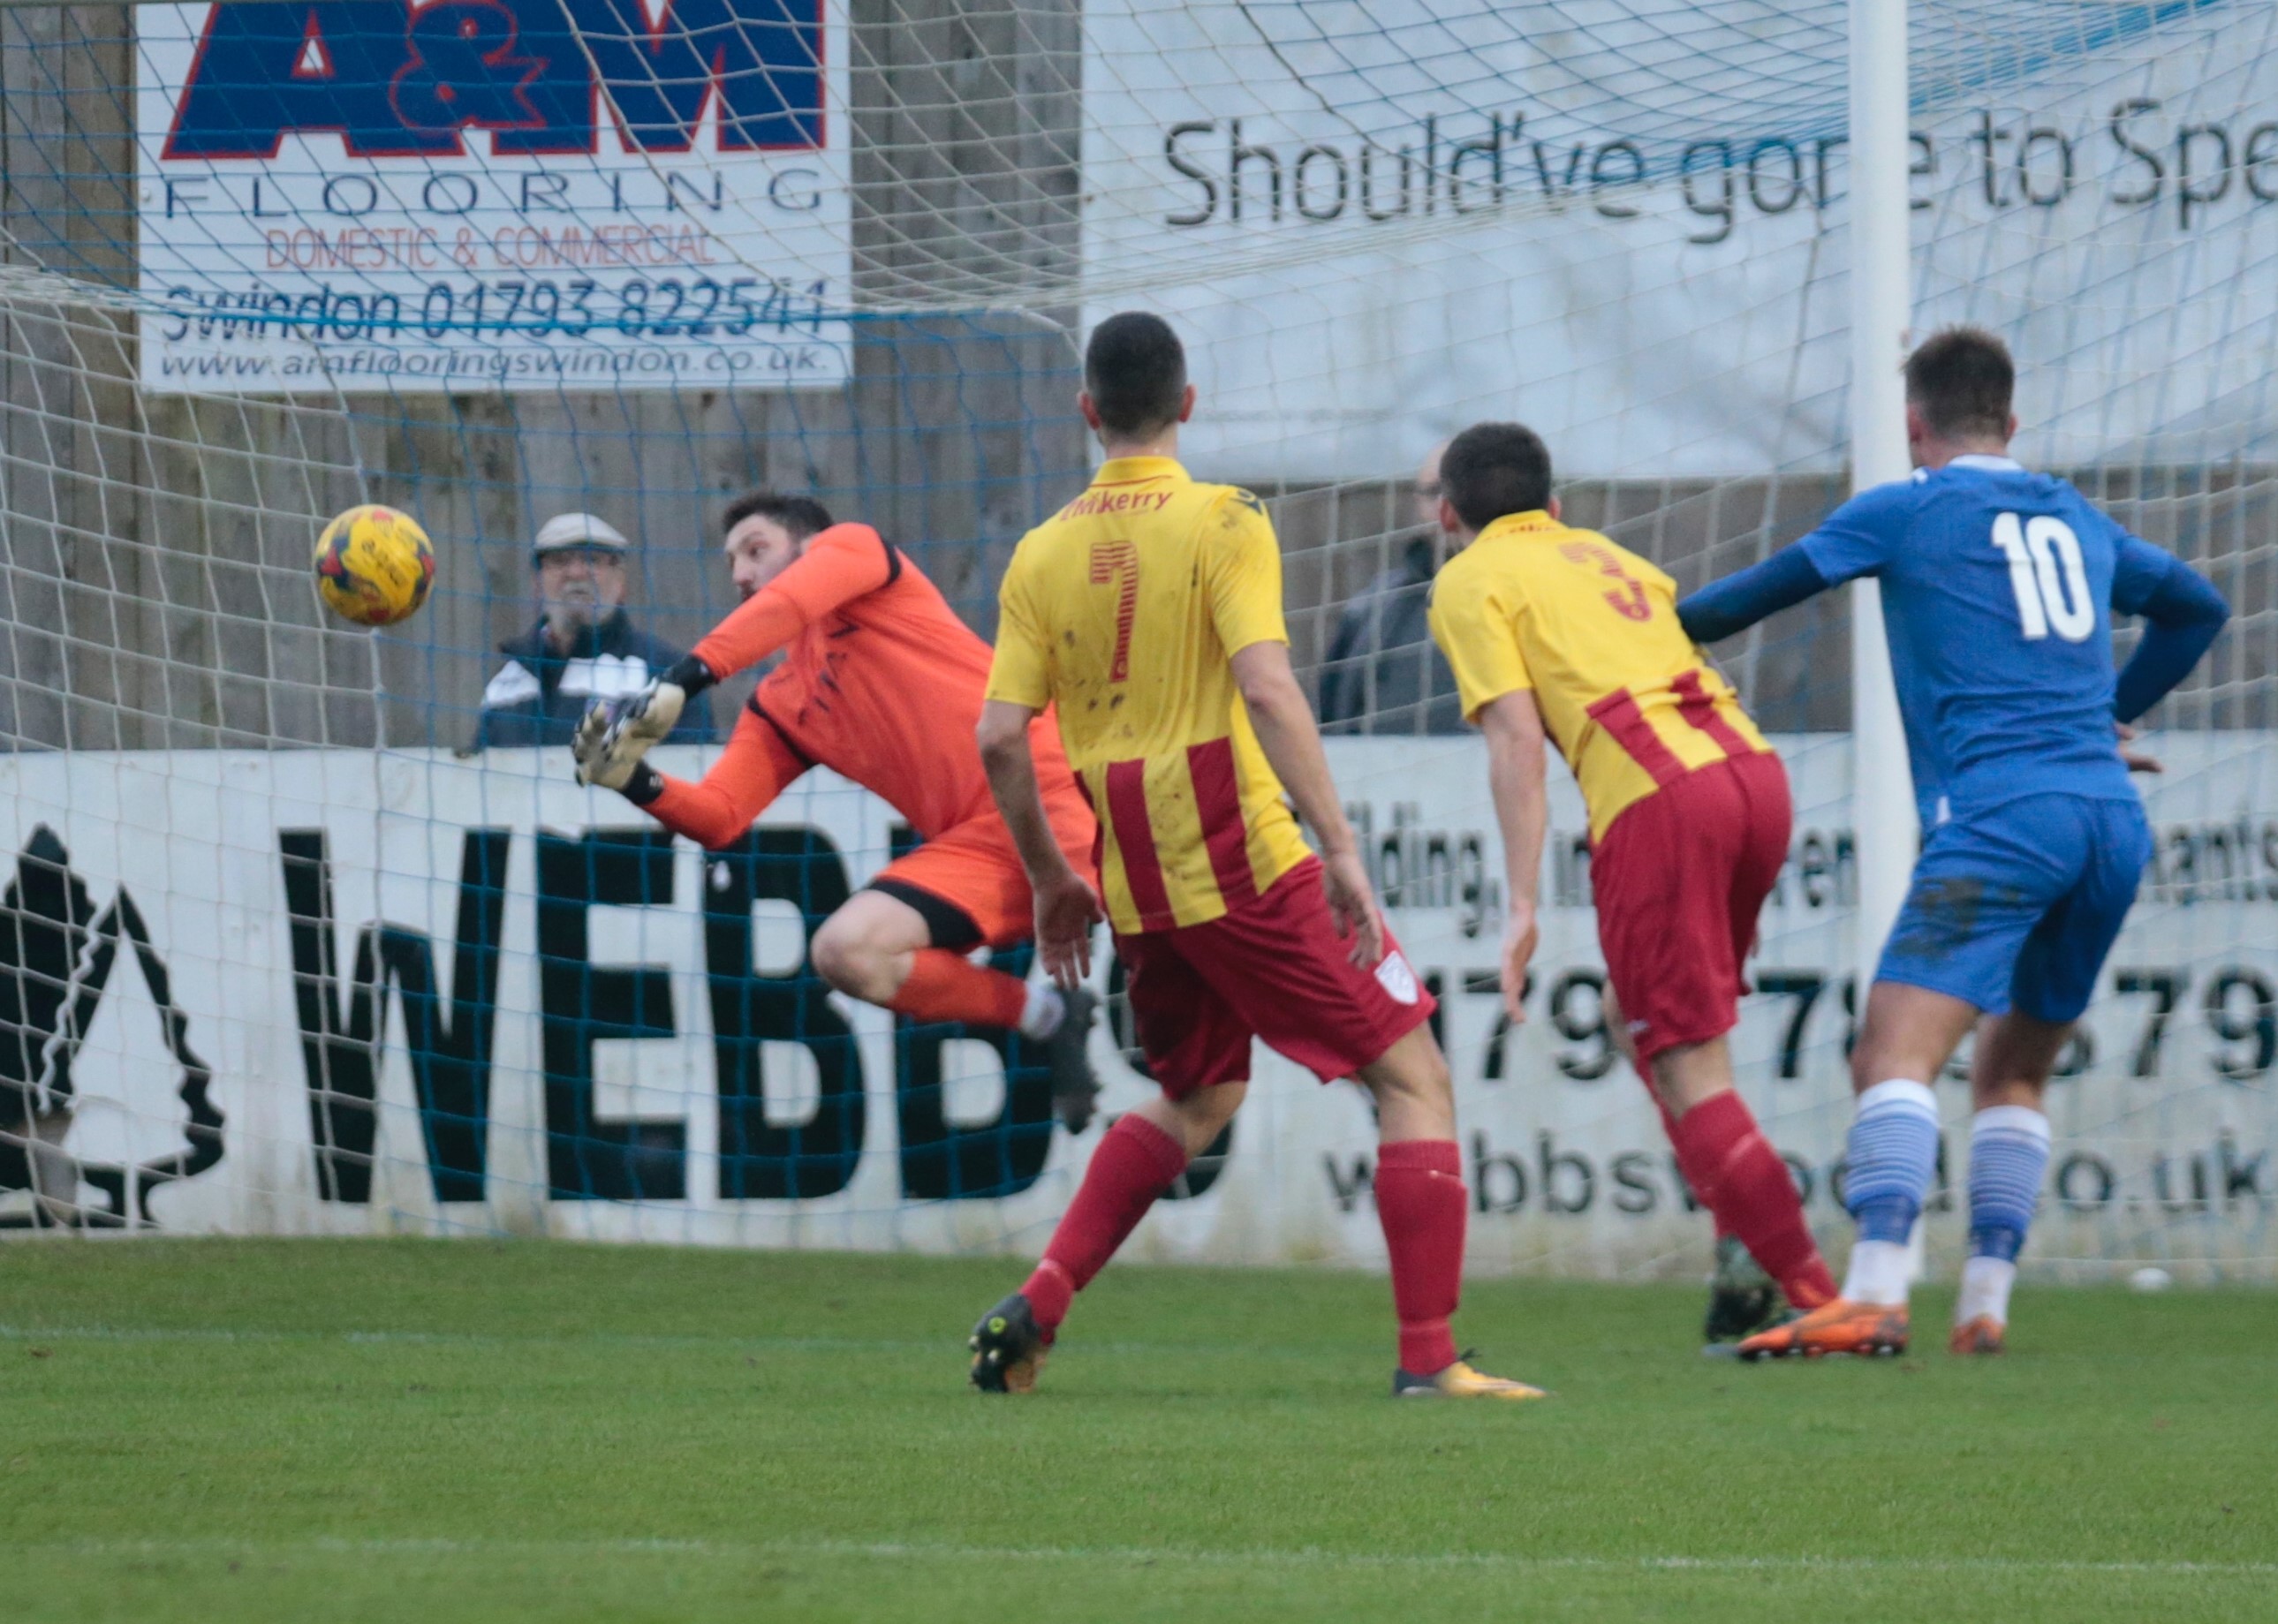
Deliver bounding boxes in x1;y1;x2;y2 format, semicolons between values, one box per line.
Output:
531;512;630;560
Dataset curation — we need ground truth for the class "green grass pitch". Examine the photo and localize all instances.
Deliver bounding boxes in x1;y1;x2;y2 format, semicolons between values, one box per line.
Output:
3;1239;2273;1622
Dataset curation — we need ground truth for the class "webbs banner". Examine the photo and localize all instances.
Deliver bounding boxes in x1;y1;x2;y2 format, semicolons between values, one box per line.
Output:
2;737;2272;1278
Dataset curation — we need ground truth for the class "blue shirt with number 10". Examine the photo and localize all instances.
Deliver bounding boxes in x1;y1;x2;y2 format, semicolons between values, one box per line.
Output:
1798;456;2181;826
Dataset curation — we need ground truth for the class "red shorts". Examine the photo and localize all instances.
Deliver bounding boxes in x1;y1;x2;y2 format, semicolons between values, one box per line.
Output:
871;790;1094;950
1115;857;1437;1096
1592;750;1791;1066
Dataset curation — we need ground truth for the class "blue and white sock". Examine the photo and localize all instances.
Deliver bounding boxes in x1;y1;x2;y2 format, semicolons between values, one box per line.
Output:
1842;1077;1941;1306
1957;1105;2051;1326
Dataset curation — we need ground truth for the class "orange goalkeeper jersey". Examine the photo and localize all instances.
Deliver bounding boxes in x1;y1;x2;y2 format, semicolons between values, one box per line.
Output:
1427;510;1773;842
987;457;1313;933
643;523;1093;861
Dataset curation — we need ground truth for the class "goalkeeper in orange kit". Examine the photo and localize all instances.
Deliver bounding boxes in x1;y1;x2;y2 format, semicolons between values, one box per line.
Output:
572;491;1105;1129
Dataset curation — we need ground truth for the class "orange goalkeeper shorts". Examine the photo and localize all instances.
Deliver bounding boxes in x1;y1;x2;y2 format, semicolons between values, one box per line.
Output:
870;790;1094;951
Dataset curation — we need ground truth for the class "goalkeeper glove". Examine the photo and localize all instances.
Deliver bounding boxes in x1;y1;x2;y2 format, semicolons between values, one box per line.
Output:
572;656;713;789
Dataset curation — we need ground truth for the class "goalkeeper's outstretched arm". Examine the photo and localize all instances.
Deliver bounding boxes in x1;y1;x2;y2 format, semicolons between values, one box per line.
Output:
575;522;895;790
688;522;897;681
615;706;808;850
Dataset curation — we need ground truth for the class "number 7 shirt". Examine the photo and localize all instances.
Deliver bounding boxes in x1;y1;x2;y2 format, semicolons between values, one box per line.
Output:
1428;509;1774;844
987;455;1313;933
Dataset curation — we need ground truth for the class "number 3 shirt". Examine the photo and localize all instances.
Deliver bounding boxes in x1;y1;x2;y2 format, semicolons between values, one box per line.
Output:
988;455;1313;933
1429;508;1774;843
1793;456;2194;827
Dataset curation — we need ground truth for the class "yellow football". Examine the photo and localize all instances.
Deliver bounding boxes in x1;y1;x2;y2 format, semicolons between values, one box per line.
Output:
314;504;435;627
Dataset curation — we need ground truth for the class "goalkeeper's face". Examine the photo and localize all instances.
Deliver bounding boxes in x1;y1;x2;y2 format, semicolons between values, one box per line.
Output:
723;515;801;601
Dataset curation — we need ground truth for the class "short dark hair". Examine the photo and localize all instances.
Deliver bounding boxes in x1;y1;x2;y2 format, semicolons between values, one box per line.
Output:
1439;422;1554;530
1085;312;1187;437
722;488;834;541
1904;326;2014;440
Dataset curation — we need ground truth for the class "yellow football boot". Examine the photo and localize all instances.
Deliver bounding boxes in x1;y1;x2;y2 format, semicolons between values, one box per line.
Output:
1392;1355;1548;1401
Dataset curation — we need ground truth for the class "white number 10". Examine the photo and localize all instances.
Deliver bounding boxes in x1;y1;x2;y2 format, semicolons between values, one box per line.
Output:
1992;512;2094;642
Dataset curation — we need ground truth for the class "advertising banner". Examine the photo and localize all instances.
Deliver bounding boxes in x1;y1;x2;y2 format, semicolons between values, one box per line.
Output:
3;737;2272;1280
1079;0;2278;480
135;0;852;393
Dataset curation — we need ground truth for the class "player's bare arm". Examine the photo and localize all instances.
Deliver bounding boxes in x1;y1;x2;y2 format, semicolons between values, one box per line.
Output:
968;315;1540;1401
1226;640;1383;967
1475;688;1549;1023
1427;420;1837;1344
977;698;1103;990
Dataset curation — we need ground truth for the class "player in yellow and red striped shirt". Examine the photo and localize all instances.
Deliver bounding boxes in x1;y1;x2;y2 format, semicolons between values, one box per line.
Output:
965;313;1542;1401
1427;422;1838;1341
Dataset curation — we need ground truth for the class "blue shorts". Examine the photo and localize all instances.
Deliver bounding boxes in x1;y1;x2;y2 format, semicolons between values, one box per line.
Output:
1877;794;2153;1023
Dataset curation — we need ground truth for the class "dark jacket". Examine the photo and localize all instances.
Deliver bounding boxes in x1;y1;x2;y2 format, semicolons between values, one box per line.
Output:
1318;536;1465;736
472;610;720;750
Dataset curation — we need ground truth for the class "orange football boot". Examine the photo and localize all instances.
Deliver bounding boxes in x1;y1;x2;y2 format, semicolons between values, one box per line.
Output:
1949;1315;2005;1356
1737;1297;1910;1360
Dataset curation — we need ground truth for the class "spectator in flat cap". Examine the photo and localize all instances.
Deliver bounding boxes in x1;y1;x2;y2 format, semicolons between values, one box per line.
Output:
472;512;719;751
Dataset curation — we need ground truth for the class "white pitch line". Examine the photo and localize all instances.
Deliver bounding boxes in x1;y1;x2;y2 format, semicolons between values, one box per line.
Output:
19;1537;2277;1578
6;1321;2270;1377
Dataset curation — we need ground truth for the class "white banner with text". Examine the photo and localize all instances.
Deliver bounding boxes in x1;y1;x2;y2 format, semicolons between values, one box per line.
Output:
136;0;852;392
3;736;2272;1279
1080;0;2278;480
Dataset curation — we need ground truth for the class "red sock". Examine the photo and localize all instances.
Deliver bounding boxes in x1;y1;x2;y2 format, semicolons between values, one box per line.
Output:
887;948;1029;1031
1652;1091;1736;1243
1022;1114;1188;1331
1374;1138;1466;1375
1669;1091;1837;1310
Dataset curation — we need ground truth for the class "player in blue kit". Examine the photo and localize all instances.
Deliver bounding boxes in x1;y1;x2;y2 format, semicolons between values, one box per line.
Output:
1677;329;2227;1357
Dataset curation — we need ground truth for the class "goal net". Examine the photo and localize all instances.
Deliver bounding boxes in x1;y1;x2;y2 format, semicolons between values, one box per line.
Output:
1;0;2271;1281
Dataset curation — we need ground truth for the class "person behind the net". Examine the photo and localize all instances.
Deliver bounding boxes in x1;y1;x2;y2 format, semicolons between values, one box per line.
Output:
1678;328;2227;1358
1423;422;1842;1347
964;311;1542;1401
473;512;720;752
571;490;1106;1131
